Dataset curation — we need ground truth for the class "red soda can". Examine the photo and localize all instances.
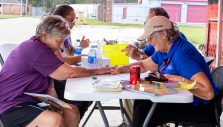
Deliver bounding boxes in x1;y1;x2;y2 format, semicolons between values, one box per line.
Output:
130;65;140;85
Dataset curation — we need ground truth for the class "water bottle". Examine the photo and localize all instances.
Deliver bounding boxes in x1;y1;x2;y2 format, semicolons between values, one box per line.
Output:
88;48;97;64
74;39;82;55
90;43;102;58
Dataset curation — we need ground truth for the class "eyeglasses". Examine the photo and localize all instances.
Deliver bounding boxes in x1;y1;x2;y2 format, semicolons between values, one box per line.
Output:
65;17;76;24
147;31;157;41
147;32;155;41
147;30;162;42
158;57;170;74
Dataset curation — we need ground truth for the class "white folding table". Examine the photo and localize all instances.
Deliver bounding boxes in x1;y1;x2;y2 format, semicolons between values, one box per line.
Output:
65;73;193;127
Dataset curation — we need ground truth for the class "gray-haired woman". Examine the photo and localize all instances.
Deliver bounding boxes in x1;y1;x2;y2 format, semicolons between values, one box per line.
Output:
0;15;110;127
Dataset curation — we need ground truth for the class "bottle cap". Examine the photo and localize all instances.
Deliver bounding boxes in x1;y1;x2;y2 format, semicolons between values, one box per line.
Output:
156;83;160;88
92;76;97;80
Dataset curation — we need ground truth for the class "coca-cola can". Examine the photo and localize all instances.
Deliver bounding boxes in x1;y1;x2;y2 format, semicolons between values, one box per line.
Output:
130;65;140;85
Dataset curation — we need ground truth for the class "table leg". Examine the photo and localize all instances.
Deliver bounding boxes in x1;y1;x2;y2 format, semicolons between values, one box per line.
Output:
96;101;109;127
82;102;97;127
142;102;157;127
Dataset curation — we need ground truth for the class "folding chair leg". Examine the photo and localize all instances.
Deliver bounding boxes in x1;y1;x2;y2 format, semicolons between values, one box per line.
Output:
82;102;97;127
174;122;179;127
217;122;221;127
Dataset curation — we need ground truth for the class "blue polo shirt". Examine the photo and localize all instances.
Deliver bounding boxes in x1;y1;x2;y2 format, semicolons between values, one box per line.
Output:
143;32;187;57
151;38;218;106
143;44;155;57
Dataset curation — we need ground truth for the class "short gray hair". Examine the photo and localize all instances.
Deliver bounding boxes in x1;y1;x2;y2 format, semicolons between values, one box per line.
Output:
36;15;70;39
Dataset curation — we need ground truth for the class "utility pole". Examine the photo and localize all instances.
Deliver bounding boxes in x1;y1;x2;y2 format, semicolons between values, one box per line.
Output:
216;0;223;67
1;0;3;15
20;0;23;16
25;0;28;15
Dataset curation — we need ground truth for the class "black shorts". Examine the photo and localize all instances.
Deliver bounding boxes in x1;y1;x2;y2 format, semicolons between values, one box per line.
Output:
133;100;216;127
0;102;47;127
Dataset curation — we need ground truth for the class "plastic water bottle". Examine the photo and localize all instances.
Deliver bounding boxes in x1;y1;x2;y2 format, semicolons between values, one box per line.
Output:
88;48;97;64
96;42;102;59
90;43;102;58
74;39;82;55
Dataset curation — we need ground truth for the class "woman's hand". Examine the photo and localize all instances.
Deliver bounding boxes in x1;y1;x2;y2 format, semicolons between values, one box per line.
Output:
121;44;142;61
96;67;111;75
80;36;89;49
110;66;121;75
165;73;214;100
122;44;137;56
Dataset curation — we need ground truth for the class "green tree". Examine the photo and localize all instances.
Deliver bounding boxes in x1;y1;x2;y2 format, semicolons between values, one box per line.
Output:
29;0;45;6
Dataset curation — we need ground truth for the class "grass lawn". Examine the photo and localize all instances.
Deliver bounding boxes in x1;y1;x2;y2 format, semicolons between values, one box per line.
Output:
0;15;20;19
178;26;206;45
85;19;144;28
84;19;206;45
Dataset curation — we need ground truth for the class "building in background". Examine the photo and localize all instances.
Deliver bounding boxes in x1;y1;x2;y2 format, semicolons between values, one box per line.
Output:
70;4;99;19
161;0;207;24
113;0;207;24
0;0;25;15
69;0;207;25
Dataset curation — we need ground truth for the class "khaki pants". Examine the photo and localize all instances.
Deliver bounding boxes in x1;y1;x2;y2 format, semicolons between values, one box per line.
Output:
122;99;170;127
122;99;134;125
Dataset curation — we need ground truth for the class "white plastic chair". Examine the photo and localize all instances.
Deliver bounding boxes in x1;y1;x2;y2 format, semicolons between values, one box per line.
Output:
204;56;214;66
0;43;18;66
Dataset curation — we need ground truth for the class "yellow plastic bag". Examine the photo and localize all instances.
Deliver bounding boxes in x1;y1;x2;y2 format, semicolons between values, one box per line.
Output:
102;43;129;66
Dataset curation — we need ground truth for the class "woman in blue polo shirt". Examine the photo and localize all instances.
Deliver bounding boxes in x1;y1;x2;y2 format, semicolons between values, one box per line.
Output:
122;7;187;61
110;16;217;126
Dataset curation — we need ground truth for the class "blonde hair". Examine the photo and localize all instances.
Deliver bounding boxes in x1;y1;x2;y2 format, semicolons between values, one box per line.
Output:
36;15;70;39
